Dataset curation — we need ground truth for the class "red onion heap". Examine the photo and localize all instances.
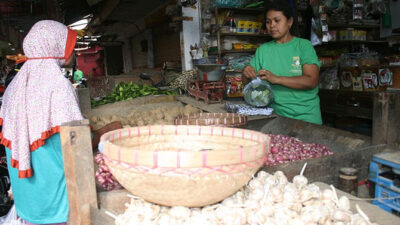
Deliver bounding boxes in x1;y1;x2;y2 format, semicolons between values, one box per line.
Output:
266;135;333;166
95;153;121;191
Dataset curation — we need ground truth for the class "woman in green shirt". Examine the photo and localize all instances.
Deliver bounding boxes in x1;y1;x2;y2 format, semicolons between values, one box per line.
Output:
244;1;322;125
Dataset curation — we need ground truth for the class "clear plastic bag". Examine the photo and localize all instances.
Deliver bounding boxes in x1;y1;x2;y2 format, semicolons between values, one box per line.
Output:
243;77;274;107
0;205;27;225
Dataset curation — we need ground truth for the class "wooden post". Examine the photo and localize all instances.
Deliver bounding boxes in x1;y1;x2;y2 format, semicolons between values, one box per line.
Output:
60;120;98;225
372;92;400;147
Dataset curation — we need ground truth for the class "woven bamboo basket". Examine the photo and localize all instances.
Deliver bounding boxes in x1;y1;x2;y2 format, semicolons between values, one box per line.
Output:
175;113;248;128
100;125;270;207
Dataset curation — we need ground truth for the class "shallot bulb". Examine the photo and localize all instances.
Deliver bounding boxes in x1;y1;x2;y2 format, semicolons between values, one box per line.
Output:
266;135;333;166
94;153;121;191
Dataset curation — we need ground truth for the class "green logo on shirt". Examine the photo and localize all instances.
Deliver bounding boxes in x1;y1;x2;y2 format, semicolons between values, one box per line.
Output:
291;56;302;73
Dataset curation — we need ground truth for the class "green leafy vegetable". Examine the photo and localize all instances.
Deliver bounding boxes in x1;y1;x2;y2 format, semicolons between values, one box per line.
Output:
91;82;175;107
244;79;273;107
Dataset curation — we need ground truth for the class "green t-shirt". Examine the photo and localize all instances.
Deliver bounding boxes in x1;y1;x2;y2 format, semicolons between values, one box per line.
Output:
250;37;322;125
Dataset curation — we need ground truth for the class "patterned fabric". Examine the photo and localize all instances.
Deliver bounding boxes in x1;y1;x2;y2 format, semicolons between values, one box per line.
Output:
0;20;83;178
226;103;274;116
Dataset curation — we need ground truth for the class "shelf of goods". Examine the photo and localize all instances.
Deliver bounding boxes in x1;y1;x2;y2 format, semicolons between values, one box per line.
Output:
213;7;266;57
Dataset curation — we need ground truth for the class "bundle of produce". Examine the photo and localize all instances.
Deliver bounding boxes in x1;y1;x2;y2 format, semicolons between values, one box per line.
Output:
95;153;121;191
90;104;200;130
168;70;197;91
243;78;274;107
91;82;175;107
109;169;377;225
266;135;334;166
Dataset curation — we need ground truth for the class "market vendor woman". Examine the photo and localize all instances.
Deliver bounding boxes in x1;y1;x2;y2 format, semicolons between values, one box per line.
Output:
244;1;322;125
0;20;83;224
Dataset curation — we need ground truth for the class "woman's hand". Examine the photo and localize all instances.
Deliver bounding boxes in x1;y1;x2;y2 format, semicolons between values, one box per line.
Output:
257;69;280;84
243;65;256;79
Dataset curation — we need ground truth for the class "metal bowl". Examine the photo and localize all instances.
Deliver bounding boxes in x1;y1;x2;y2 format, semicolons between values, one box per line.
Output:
195;64;225;82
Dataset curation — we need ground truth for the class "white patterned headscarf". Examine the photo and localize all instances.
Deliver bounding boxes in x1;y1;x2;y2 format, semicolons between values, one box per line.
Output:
0;20;83;178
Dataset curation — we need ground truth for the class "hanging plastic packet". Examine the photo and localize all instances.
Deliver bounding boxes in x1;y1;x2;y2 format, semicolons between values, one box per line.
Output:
243;77;274;107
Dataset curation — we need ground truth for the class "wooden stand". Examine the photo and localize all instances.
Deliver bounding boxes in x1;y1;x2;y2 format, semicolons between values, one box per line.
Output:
372;92;400;147
60;120;123;225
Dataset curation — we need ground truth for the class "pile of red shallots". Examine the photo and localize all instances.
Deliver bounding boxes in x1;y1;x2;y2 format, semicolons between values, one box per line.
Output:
94;135;333;191
266;135;333;166
95;153;121;191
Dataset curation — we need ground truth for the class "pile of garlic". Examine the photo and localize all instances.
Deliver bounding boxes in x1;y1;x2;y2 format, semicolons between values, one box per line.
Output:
111;169;378;225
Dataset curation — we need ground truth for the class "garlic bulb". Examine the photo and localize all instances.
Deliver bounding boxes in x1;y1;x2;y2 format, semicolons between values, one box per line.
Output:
338;196;351;211
274;171;289;185
169;206;191;220
112;170;378;225
333;209;351;222
293;175;308;189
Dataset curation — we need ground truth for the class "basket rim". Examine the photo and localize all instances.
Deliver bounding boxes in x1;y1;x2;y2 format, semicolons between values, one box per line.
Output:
175;112;248;126
100;125;270;168
176;112;247;119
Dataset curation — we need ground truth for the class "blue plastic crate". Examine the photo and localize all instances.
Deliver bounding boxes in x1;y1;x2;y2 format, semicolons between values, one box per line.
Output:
369;152;400;214
373;182;400;213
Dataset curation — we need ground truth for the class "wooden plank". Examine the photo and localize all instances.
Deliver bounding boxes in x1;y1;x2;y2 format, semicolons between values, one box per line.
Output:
387;92;400;148
372;92;400;147
60;120;98;225
76;88;92;115
315;182;400;225
176;96;276;121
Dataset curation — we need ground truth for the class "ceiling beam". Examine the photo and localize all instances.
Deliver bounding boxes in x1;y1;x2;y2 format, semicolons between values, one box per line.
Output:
86;0;102;7
92;0;120;26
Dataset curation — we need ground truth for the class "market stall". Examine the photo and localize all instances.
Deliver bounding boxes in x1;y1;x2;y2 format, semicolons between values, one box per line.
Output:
0;0;399;224
59;90;397;225
59;118;399;225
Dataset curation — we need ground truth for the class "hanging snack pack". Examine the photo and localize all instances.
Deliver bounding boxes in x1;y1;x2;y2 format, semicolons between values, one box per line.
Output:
378;68;393;86
361;70;378;91
243;77;274;107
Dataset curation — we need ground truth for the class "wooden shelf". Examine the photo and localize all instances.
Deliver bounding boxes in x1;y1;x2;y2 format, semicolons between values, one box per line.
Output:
214;7;265;57
316;40;388;46
209;49;257;55
220;33;271;38
216;7;265;13
328;23;380;29
223;49;256;54
319;89;375;120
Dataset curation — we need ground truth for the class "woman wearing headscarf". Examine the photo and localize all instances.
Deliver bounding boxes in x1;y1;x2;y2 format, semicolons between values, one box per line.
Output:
0;20;83;224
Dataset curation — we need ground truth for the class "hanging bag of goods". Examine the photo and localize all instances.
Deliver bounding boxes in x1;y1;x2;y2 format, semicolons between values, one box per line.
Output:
99;125;270;207
243;77;274;107
174;113;248;128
